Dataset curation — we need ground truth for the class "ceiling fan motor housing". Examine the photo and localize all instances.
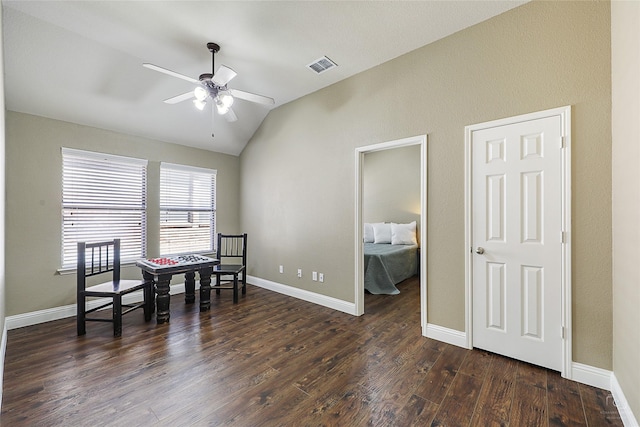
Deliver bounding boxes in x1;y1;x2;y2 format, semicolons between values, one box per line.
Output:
199;73;214;81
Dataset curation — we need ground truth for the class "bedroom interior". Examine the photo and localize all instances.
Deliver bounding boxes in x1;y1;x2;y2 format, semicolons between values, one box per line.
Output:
363;143;421;298
0;0;639;425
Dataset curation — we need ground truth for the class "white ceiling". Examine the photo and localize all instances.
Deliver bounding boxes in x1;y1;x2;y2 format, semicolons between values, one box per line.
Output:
2;1;526;156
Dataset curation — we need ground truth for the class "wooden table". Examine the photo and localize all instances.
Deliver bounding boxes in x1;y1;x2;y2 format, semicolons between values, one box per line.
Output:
136;255;219;324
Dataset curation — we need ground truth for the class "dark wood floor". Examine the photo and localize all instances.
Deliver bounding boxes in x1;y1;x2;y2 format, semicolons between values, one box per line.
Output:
1;277;623;426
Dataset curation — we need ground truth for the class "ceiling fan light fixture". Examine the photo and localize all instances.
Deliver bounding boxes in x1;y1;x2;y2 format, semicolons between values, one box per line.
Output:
194;86;208;101
219;90;234;108
193;99;207;111
214;96;230;115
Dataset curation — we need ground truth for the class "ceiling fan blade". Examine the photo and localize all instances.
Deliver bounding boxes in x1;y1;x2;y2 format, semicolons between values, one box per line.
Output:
212;65;237;86
164;91;195;104
223;107;238;122
143;63;199;84
230;89;275;106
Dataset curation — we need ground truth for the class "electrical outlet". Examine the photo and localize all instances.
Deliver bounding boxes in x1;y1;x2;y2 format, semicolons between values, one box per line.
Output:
297;268;302;278
319;273;324;283
279;265;284;274
312;271;318;281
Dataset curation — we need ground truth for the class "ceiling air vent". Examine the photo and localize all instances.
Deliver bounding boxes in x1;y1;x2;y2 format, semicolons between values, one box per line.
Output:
307;56;338;74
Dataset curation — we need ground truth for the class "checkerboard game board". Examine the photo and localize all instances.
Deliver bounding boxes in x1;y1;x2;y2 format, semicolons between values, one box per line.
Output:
145;254;214;267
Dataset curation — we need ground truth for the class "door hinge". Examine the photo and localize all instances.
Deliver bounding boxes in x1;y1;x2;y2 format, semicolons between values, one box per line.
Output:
560;136;566;149
561;326;565;339
561;231;566;244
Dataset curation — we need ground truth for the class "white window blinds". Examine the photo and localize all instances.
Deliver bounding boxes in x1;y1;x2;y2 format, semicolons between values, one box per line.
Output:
61;148;147;269
160;163;216;255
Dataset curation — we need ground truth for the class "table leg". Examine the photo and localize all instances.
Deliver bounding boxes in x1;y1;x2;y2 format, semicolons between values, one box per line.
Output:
142;271;155;320
184;271;196;304
199;266;213;312
155;274;173;324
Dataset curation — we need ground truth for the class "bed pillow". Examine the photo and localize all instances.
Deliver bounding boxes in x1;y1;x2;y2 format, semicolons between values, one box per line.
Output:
391;221;417;245
363;223;375;243
372;222;392;244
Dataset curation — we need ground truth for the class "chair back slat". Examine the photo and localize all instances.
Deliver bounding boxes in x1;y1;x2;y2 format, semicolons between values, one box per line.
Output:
216;233;247;264
78;239;120;281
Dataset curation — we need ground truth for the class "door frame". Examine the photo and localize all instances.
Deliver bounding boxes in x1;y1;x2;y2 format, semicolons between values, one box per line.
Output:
354;134;428;333
464;106;572;378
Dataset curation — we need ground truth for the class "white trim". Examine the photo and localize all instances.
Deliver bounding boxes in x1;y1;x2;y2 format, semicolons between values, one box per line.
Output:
559;106;573;377
425;323;467;348
0;322;7;411
160;162;217;175
611;373;640;427
464;126;473;349
572;362;612;390
5;283;192;330
355;135;428;334
464;106;572;377
61;147;147;166
248;275;357;315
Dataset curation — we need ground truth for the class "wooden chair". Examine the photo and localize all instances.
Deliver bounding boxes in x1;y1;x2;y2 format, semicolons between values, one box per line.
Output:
212;233;247;303
77;239;153;337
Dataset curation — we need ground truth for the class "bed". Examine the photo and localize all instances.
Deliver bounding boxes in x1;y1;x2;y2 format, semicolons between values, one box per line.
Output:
363;221;419;295
364;243;418;294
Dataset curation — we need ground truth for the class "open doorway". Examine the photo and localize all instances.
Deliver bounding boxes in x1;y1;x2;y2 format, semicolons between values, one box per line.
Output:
355;135;427;334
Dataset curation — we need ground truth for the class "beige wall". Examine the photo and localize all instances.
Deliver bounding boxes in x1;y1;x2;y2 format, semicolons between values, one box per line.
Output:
5;112;241;316
611;0;640;421
363;145;421;231
241;1;613;369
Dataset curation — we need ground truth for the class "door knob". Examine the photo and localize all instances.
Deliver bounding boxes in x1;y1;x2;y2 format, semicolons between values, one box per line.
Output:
475;247;485;254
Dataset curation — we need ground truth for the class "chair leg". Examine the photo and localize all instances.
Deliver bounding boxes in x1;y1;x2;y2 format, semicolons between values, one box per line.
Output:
77;294;86;336
233;274;238;304
216;273;221;295
113;296;123;337
241;271;247;295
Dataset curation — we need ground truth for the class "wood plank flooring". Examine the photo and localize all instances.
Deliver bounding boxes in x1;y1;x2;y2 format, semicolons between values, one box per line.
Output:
1;277;624;426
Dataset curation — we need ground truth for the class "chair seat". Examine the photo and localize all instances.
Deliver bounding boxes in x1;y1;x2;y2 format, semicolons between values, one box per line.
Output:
214;264;245;275
84;279;147;296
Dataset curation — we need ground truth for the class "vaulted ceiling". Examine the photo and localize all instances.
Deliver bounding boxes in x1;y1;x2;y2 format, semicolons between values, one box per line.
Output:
2;1;526;155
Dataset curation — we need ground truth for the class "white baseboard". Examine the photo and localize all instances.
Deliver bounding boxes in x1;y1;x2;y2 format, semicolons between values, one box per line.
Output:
611;373;640;427
571;362;612;390
5;283;191;330
7;276;360;329
247;275;357;315
424;323;468;348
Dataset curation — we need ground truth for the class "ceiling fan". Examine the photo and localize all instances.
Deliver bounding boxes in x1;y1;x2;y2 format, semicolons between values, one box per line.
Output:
143;42;274;128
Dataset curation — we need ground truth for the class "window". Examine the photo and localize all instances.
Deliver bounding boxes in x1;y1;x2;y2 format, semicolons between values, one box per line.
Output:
160;163;216;255
61;148;147;269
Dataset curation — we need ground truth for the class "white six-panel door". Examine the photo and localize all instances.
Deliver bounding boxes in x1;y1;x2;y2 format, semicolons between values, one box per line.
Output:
471;114;564;371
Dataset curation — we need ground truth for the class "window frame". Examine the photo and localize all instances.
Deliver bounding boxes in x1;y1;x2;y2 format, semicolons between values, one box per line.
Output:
159;162;217;256
60;147;148;271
